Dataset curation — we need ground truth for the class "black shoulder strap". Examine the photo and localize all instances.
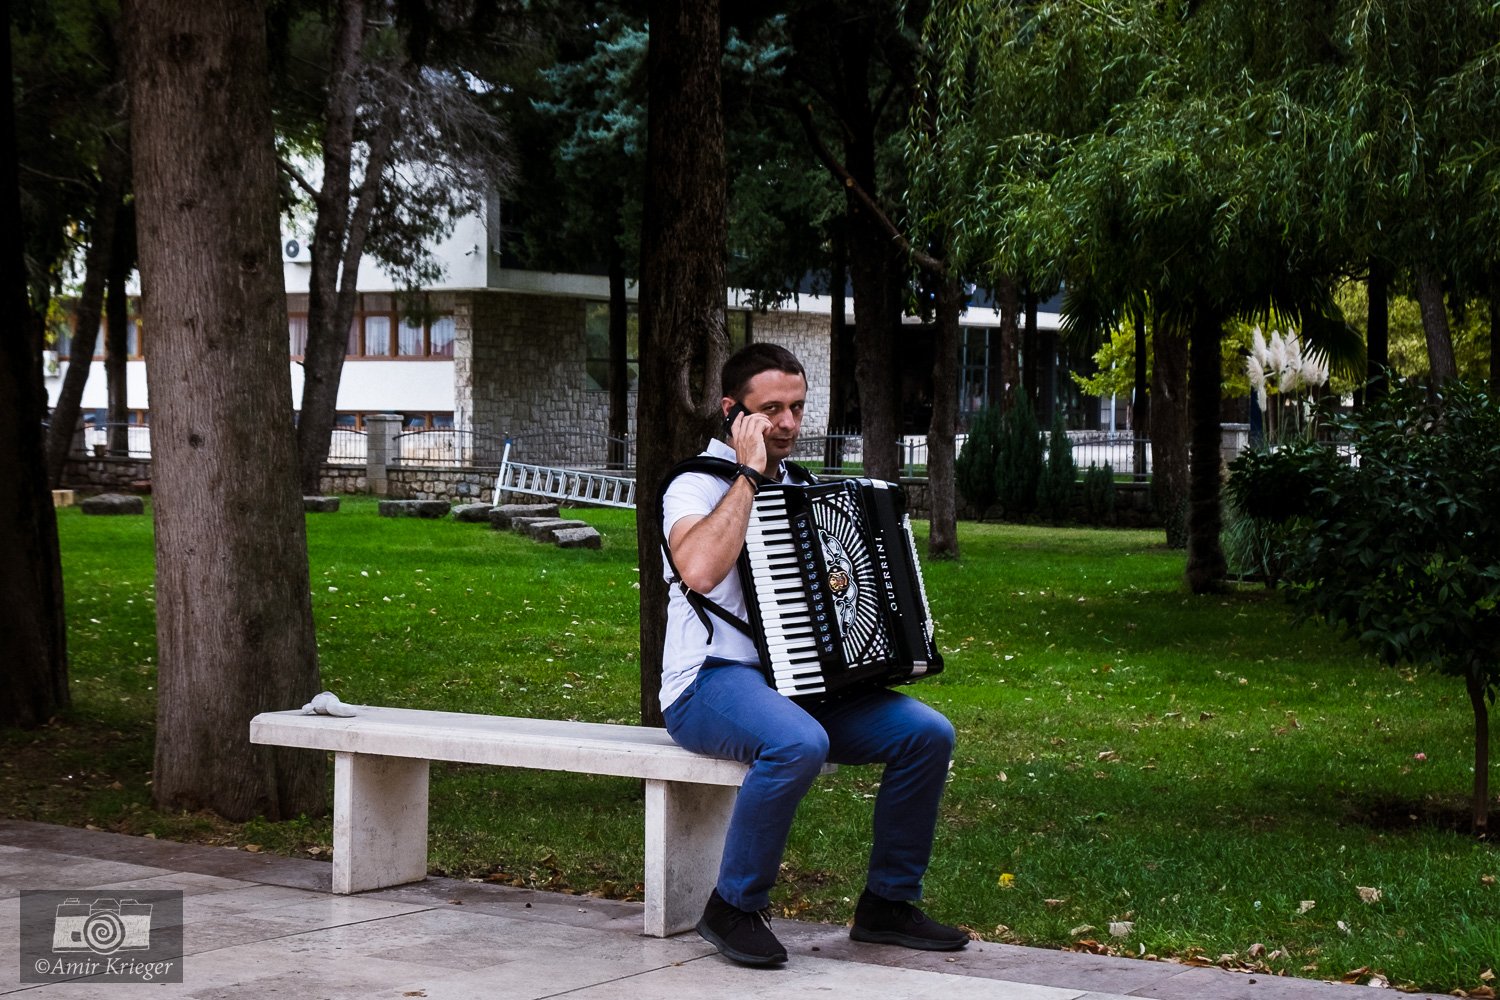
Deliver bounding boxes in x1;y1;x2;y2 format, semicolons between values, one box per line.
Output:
654;456;755;644
784;459;817;485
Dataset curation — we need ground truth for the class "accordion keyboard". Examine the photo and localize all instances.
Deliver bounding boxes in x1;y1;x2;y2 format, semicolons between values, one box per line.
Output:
744;489;838;696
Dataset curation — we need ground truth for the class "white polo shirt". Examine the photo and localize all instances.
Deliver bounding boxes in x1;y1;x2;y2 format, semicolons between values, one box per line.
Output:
659;438;793;711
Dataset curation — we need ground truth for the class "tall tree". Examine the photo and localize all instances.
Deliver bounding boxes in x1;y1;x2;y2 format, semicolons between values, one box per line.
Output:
1;0;70;728
44;129;128;484
125;0;322;818
282;1;512;493
783;1;920;482
914;0;1363;587
1323;0;1500;387
515;6;648;457
635;0;730;727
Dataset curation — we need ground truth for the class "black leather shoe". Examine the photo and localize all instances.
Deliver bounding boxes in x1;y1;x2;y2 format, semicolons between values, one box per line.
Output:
850;889;969;951
697;889;788;967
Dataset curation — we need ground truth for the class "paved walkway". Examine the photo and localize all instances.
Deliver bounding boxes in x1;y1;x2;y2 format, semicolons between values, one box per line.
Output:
0;820;1445;999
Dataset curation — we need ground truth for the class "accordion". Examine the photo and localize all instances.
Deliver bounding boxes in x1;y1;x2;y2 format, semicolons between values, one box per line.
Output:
739;478;943;703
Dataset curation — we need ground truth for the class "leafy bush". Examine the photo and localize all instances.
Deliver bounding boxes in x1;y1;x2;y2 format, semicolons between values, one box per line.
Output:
1037;412;1076;521
1081;462;1115;524
995;395;1043;517
1227;381;1500;831
955;406;1003;516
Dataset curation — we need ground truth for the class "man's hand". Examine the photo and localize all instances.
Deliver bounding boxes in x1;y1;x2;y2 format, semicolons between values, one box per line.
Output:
727;408;773;475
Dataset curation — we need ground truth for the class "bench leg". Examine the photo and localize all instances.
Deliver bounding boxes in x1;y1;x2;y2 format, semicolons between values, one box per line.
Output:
642;779;736;937
332;752;430;894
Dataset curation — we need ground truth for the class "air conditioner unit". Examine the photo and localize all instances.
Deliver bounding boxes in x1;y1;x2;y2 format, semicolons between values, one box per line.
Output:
281;236;312;262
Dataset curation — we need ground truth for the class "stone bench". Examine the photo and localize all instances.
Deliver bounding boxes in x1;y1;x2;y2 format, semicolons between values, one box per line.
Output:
248;706;827;937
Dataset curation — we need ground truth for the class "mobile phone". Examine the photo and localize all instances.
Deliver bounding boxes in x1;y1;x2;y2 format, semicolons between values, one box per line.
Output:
722;401;750;438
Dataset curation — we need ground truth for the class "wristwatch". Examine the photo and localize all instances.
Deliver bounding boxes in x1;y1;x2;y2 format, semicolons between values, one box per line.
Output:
735;464;766;494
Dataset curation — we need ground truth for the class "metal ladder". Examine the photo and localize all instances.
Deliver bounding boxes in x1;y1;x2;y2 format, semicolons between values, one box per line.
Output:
495;440;637;509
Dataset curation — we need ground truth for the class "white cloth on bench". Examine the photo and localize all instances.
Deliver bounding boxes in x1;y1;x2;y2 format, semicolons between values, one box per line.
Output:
301;691;359;717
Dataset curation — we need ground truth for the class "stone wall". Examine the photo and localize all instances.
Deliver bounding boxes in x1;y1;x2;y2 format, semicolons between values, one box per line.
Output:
318;465;367;496
60;456;152;493
454;292;834;462
387;466;496;503
456;291;633;467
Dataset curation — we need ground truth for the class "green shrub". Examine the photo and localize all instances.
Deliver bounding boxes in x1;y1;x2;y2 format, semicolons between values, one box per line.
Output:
1082;462;1115;524
955;406;1003;516
1228;380;1500;831
1037;412;1076;522
996;395;1043;517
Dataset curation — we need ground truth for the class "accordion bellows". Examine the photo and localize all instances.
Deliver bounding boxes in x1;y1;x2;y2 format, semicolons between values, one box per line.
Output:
739;478;943;703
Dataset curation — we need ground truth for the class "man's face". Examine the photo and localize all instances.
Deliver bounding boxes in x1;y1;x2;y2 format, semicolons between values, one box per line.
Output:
732;368;807;465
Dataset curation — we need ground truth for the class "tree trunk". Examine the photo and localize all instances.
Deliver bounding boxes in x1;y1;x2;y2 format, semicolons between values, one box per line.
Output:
636;0;728;728
607;245;629;468
106;205;133;456
1185;311;1226;594
835;21;900;482
1365;258;1389;403
849;238;901;480
1414;265;1457;385
1022;285;1038;412
1132;311;1149;479
1465;671;1490;834
126;0;322;819
295;0;369;494
1;8;69;728
1150;316;1189;548
45;137;128;486
926;271;961;559
996;276;1020;413
824;227;853;472
1489;270;1499;396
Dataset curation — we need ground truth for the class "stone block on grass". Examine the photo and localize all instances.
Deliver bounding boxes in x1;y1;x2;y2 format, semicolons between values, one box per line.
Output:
453;503;496;523
303;496;341;513
379;500;451;519
518;518;589;541
80;493;144;516
489;503;560;529
553;526;603;549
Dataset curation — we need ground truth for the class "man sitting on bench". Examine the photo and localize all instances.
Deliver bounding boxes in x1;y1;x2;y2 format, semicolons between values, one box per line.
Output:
656;344;968;967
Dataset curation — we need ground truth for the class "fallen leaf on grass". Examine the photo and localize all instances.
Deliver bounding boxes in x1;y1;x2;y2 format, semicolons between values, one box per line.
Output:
1297;900;1316;914
997;872;1016;889
1070;924;1095;936
1481;875;1497;887
1357;886;1382;904
1044;898;1067;908
1108;921;1134;937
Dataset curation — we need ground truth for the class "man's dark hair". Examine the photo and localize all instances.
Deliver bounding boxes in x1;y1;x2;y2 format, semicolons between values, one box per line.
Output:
721;343;805;401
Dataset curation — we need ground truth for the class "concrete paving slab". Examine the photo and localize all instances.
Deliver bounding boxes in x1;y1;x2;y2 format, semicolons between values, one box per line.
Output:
0;820;1453;1000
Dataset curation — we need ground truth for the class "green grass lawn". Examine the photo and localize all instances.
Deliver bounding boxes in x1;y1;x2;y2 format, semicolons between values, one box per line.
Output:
6;496;1498;993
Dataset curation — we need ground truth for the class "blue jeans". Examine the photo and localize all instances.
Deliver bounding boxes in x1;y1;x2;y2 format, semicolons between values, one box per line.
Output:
663;658;955;912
